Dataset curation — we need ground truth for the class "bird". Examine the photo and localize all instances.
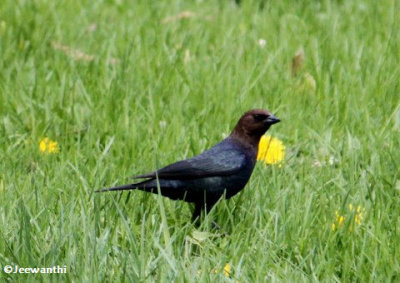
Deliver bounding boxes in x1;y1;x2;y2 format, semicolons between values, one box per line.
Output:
97;109;280;224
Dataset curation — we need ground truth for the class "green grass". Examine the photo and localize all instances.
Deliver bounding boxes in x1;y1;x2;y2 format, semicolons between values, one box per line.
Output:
1;0;400;281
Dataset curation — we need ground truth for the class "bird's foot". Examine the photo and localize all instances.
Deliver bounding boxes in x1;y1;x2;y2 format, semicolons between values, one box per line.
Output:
211;221;221;230
211;221;229;237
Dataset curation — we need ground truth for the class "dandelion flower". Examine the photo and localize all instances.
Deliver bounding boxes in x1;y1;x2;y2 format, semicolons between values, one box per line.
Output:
39;138;59;154
257;135;285;165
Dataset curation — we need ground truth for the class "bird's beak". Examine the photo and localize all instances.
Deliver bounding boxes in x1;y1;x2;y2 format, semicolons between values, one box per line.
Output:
265;114;280;125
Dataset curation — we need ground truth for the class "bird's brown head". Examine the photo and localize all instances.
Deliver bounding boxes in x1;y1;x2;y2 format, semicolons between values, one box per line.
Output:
231;109;280;146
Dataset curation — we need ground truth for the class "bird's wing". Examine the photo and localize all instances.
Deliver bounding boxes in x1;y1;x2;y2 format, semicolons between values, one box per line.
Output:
133;141;247;180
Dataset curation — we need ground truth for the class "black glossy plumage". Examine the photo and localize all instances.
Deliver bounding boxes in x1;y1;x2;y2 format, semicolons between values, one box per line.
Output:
98;109;280;223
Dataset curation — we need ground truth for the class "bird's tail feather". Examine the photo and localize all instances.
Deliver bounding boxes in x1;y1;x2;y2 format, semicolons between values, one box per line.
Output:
96;183;137;193
96;179;152;193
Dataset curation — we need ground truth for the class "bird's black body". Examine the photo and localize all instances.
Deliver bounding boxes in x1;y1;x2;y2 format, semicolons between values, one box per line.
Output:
98;109;280;223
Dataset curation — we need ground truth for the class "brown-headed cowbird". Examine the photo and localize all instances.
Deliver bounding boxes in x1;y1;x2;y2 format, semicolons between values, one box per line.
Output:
97;109;280;223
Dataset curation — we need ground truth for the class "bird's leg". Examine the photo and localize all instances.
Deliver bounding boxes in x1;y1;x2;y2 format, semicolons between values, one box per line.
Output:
204;202;222;230
204;201;216;216
211;221;221;230
192;201;221;229
191;203;204;226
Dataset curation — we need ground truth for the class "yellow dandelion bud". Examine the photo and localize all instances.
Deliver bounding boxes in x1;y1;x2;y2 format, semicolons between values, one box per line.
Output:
223;263;231;277
354;211;363;225
39;138;59;154
332;210;345;231
332;204;364;231
214;263;231;277
257;135;285;165
338;215;344;225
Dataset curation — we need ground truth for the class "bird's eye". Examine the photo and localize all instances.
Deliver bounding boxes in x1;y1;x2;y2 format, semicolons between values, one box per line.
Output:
253;114;268;121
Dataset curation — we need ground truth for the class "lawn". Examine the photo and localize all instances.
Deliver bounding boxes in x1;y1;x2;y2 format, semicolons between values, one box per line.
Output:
1;0;399;281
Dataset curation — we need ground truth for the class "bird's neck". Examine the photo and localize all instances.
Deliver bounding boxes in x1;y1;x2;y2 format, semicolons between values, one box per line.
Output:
229;130;262;153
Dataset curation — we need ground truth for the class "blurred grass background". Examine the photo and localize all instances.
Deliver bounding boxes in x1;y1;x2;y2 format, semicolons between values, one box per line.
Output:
1;0;399;281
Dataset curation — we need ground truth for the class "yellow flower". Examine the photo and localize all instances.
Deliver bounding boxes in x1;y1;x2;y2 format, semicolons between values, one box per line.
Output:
214;263;231;277
223;263;231;277
350;204;363;226
257;135;285;165
332;204;363;231
332;211;345;230
39;138;59;154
